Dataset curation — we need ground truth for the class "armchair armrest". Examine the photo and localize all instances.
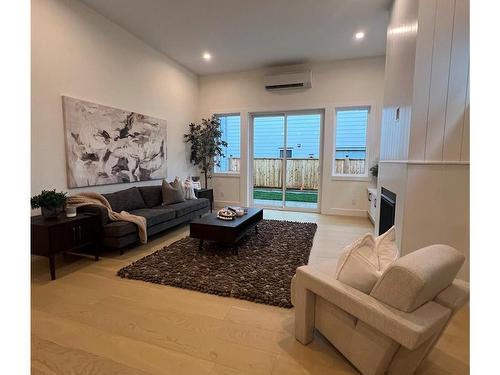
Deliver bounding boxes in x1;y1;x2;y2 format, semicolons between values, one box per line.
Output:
434;279;469;313
77;204;109;225
295;265;451;350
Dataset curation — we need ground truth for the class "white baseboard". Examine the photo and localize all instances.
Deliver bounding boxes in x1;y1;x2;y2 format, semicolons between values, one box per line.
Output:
322;208;368;217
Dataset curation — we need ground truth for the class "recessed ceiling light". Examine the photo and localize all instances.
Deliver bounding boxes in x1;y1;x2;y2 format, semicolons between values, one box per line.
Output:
354;31;365;40
202;52;211;61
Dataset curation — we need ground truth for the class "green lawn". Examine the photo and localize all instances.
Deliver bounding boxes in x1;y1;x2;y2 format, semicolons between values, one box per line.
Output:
253;189;318;203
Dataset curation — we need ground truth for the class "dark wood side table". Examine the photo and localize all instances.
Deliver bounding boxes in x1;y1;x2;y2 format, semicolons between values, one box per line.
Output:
195;188;214;213
31;213;101;280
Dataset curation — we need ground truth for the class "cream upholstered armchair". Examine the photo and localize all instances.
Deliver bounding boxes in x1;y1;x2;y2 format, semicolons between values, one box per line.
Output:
291;245;469;375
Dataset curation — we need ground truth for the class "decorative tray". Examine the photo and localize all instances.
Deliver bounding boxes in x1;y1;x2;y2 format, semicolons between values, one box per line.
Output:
217;208;236;220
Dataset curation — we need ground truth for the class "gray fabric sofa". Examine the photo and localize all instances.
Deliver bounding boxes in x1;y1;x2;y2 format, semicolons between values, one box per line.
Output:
77;185;209;252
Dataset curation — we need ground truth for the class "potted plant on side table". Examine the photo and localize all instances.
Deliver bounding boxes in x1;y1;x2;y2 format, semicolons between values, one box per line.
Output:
369;163;378;182
31;189;68;219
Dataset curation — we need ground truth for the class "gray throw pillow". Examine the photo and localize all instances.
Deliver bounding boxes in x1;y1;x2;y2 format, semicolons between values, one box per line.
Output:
162;179;185;205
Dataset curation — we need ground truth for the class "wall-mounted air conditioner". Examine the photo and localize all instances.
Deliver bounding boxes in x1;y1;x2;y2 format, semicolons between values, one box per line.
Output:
264;69;312;91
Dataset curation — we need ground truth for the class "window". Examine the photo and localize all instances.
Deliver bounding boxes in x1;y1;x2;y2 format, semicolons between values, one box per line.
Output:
333;107;369;175
279;148;293;158
215;114;241;173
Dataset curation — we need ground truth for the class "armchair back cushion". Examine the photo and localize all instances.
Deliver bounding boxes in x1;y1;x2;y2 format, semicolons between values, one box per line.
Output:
370;245;465;312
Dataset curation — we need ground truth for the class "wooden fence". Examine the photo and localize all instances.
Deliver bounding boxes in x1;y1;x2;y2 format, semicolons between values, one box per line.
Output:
228;157;365;189
334;159;365;175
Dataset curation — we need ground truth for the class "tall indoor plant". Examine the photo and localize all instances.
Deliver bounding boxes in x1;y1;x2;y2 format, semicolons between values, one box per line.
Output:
184;115;227;188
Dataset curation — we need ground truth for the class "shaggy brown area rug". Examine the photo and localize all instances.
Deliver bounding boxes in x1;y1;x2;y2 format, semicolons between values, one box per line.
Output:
117;219;317;308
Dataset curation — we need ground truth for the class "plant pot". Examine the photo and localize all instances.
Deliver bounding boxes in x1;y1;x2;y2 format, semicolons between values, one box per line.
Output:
41;205;64;219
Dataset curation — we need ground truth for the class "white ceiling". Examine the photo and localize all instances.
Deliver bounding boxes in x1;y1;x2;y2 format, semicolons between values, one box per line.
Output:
80;0;391;75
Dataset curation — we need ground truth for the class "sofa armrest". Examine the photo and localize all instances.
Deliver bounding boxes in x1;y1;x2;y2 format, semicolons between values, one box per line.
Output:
77;204;109;225
295;265;451;350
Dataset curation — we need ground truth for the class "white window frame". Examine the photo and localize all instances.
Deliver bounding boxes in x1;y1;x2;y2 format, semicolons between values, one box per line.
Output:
331;105;371;181
213;113;241;176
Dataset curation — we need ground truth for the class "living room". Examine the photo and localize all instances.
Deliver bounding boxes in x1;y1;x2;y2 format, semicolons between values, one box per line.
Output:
3;0;495;373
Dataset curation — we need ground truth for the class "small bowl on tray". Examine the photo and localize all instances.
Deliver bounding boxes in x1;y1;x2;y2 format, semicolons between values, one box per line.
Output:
217;208;237;221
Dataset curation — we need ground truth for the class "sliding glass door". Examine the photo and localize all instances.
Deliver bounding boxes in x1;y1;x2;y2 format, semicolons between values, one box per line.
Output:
285;113;321;209
251;111;322;211
252;115;285;207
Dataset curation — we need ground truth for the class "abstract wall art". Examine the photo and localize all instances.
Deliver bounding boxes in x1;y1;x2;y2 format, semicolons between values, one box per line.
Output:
62;96;167;188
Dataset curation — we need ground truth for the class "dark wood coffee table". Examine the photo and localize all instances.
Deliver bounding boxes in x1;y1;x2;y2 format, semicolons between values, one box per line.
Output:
190;208;263;253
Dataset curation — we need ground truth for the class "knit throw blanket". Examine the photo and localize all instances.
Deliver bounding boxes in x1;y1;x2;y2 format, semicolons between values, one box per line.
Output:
67;192;147;244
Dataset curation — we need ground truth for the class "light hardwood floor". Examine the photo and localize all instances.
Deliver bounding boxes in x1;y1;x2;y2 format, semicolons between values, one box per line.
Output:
31;210;469;374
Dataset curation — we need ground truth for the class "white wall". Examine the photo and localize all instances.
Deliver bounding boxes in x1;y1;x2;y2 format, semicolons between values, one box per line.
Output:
403;163;469;279
376;161;469;279
380;0;469;162
199;57;386;215
410;0;469;162
31;0;199;196
377;0;469;280
379;0;418;161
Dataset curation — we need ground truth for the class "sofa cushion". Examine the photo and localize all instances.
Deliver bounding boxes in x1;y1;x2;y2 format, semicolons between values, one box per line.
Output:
162;179;185;205
103;221;137;237
103;187;146;212
103;208;175;237
129;208;175;227
163;198;209;218
138;185;163;208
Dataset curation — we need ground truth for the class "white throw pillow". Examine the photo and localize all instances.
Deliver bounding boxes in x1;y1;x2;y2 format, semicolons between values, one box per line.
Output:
375;226;399;269
335;234;380;294
335;226;399;294
183;177;198;200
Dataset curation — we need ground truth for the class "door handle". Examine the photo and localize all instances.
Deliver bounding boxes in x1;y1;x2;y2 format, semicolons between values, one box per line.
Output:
78;225;82;241
72;226;76;242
